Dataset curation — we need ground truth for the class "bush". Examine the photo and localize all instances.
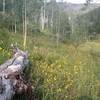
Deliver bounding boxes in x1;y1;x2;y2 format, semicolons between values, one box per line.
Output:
0;29;10;49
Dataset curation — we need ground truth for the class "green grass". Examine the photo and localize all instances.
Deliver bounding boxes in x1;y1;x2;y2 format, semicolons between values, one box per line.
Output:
1;30;100;100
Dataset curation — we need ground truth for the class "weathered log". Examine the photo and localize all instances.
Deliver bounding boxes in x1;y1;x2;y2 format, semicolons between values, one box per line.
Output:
0;47;29;100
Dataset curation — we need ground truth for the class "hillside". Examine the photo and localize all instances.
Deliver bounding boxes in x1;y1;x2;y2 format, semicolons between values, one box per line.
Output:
58;2;100;12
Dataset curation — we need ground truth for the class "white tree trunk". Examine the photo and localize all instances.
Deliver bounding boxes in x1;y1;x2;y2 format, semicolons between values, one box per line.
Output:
40;0;46;31
14;20;16;34
3;0;5;14
50;7;53;32
23;0;27;49
40;6;45;31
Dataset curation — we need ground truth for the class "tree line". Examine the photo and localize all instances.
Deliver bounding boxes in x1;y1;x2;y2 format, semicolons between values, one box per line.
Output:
0;0;99;46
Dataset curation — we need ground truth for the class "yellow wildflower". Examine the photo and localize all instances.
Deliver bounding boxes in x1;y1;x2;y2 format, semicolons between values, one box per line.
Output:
0;47;2;51
57;88;61;92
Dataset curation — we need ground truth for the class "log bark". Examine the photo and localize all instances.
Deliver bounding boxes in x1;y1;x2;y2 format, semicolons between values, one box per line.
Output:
0;48;29;100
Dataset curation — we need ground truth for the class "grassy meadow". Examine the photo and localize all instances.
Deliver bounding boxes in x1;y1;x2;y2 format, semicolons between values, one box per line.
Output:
0;30;100;100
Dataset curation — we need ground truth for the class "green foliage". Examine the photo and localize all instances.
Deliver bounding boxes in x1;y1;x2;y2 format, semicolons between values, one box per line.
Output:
1;0;100;100
0;29;10;48
0;0;100;44
0;48;10;64
1;29;100;100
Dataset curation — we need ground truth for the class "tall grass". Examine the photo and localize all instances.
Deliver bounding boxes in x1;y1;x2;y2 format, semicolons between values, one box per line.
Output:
0;31;100;100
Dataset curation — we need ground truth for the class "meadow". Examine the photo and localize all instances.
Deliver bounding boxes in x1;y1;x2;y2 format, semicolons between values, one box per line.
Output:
0;30;100;100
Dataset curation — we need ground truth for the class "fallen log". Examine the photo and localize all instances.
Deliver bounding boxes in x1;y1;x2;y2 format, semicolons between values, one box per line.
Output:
0;46;30;100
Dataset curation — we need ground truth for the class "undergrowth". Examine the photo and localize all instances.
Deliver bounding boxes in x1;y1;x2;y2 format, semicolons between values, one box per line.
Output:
0;30;100;100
